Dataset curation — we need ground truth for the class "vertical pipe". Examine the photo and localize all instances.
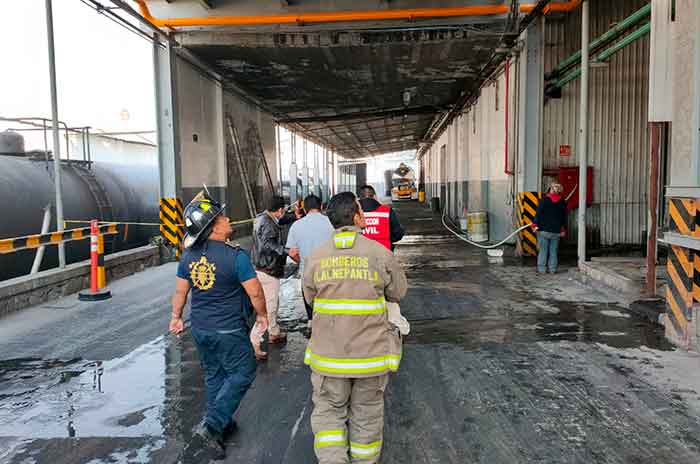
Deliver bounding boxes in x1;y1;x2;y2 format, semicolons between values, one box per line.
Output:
504;59;513;175
276;125;282;194
646;122;661;296
31;205;52;275
302;139;309;198
45;0;65;269
314;145;320;197
86;127;92;165
332;151;337;195
290;131;297;203
42;120;49;163
578;0;589;266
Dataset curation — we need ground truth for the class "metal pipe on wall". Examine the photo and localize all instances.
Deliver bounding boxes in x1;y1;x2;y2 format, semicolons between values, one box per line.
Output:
289;131;297;203
302;139;309;198
646;122;661;296
577;0;589;266
546;2;651;79
504;59;514;176
45;0;66;269
552;22;651;91
276;125;282;194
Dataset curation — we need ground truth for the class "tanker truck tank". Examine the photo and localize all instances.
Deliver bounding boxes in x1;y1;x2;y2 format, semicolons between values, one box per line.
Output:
0;130;25;155
0;143;159;281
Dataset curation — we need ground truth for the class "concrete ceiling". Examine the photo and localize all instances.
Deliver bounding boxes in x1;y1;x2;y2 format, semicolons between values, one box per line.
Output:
151;1;530;158
182;26;509;157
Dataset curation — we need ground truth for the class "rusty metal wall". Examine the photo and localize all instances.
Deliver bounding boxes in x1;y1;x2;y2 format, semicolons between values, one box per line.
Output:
543;0;650;247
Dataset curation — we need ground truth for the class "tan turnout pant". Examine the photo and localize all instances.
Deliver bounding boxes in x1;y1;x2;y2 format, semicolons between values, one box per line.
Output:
256;271;281;336
311;372;389;464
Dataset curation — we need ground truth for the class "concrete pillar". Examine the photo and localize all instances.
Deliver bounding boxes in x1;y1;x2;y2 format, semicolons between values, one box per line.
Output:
516;17;544;194
153;38;182;200
691;0;700;182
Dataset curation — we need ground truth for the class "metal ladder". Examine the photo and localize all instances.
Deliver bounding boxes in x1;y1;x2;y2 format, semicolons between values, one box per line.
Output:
251;127;276;197
72;164;115;251
226;115;257;219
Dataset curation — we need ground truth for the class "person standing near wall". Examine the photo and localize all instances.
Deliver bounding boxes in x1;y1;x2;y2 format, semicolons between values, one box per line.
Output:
532;183;568;274
252;195;291;343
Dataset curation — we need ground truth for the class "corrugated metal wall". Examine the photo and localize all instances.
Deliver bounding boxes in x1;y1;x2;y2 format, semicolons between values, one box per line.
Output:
543;0;650;247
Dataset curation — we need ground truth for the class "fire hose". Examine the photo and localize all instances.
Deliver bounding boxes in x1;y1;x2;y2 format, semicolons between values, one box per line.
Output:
441;208;530;250
440;186;576;251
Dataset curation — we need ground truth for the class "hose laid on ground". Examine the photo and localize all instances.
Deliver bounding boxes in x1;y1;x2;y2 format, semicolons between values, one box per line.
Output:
441;208;530;250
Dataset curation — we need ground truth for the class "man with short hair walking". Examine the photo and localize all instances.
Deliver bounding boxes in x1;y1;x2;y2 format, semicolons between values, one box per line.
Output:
358;185;405;251
252;195;291;343
303;192;407;464
286;194;335;324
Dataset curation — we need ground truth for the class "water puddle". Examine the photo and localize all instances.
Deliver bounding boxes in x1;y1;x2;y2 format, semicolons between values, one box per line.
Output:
0;274;311;441
406;299;673;351
0;339;173;438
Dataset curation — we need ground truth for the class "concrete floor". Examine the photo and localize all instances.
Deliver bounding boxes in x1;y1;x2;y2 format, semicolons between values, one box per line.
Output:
2;202;700;463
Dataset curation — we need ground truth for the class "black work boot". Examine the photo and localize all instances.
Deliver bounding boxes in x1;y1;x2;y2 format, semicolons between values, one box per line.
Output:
180;422;226;463
222;420;238;441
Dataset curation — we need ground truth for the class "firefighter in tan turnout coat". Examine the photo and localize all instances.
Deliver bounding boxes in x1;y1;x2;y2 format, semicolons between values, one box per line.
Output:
303;191;408;464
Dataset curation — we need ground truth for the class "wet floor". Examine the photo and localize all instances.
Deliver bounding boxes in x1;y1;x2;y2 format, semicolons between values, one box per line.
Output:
1;201;700;463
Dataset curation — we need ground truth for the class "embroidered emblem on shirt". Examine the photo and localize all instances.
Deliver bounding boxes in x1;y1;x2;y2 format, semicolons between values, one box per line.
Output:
190;256;216;290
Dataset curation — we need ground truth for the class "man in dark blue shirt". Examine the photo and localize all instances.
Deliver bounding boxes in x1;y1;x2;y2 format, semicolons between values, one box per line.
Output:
171;191;268;461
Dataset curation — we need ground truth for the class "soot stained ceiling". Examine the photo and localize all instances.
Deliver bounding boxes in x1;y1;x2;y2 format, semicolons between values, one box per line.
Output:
181;22;514;158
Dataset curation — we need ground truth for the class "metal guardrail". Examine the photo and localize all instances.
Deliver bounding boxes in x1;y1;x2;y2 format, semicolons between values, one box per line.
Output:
0;215;256;256
0;223;118;254
64;218;256;227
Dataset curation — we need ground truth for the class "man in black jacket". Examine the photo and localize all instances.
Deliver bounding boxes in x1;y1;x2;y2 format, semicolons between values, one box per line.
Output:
532;183;567;274
252;196;293;343
358;185;405;251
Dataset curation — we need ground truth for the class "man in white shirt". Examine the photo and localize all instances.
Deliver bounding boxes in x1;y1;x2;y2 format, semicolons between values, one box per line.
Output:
286;194;335;325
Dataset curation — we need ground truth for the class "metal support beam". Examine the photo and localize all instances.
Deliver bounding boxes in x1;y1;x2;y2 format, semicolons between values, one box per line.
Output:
278;105;444;124
276;124;283;194
45;0;66;269
578;0;589;266
314;145;321;197
692;0;700;184
646;122;661;296
153;36;182;199
508;0;521;33
290;132;298;203
516;17;544;193
302;139;309;198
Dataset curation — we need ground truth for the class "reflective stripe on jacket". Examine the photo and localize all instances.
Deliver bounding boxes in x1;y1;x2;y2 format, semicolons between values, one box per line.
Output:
362;204;392;250
303;226;408;378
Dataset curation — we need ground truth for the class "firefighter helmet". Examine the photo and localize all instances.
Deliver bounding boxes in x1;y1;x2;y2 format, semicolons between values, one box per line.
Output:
183;189;226;249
